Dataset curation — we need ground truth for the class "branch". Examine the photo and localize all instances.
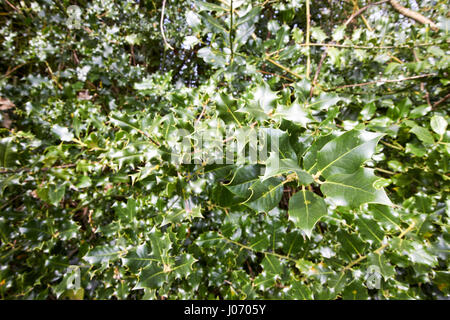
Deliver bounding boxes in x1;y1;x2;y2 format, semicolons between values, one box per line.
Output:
344;0;389;27
389;0;438;31
264;57;304;80
306;0;311;78
433;93;450;108
327;73;435;91
160;0;174;50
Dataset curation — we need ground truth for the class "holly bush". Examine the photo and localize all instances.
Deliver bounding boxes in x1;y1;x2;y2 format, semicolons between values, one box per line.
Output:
0;0;449;300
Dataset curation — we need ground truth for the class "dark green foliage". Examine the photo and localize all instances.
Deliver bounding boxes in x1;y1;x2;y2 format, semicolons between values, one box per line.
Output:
0;0;448;300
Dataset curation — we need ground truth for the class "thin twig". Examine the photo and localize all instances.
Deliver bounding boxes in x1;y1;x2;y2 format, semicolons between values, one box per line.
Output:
264;57;304;80
194;98;210;126
389;0;438;31
328;73;435;90
433;93;450;108
306;0;311;79
160;0;174;50
298;42;441;49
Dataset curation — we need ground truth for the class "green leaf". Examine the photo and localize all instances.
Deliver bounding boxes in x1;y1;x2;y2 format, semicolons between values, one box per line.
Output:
115;198;137;223
122;244;155;273
248;234;270;251
410;125;434;144
409;105;431;119
84;246;122;265
52;125;74;142
0;137;15;168
254;255;284;289
195;1;227;13
355;217;385;243
197;47;227;68
288;189;327;237
303;134;336;173
367;253;396;279
275;100;315;127
342;281;369;300
430;115;447;136
316;130;384;178
405;142;426;157
148;229;172;265
286;282;313;300
226;165;284;212
321;168;392;208
199;12;228;38
48;184;65;206
172;254;197;279
336;231;368;259
311;26;327;42
262;152;313;184
251;84;278;113
368;204;401;230
135;263;167;289
19;220;50;241
244;177;284;212
310;92;343;111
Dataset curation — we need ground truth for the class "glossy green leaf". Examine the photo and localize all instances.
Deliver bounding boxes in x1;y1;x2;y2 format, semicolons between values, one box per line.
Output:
288;189;327;237
316;130;383;178
321;168;392;208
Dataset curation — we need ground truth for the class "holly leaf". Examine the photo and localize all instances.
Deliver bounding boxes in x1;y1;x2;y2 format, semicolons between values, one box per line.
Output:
316;130;384;178
84;246;122;265
321;168;392;208
262;152;313;184
288;189;327;238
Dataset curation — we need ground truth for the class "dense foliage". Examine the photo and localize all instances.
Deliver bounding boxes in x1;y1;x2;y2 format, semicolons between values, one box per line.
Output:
0;0;449;300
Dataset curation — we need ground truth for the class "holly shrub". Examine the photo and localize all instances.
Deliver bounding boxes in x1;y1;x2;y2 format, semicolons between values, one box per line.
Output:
0;0;449;300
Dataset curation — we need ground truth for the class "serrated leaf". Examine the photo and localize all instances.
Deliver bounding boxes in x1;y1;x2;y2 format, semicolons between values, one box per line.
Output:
368;253;396;279
321;168;392;208
226;165;284;212
84;246;122;265
288;189;327;238
148;229;172;266
262;152;313;184
172;254;197;279
342;281;369;300
52;125;74;142
410;125;434;144
286;282;313;300
135;263;167;289
122;244;156;273
316;130;383;178
355;216;385;243
275;100;315;127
